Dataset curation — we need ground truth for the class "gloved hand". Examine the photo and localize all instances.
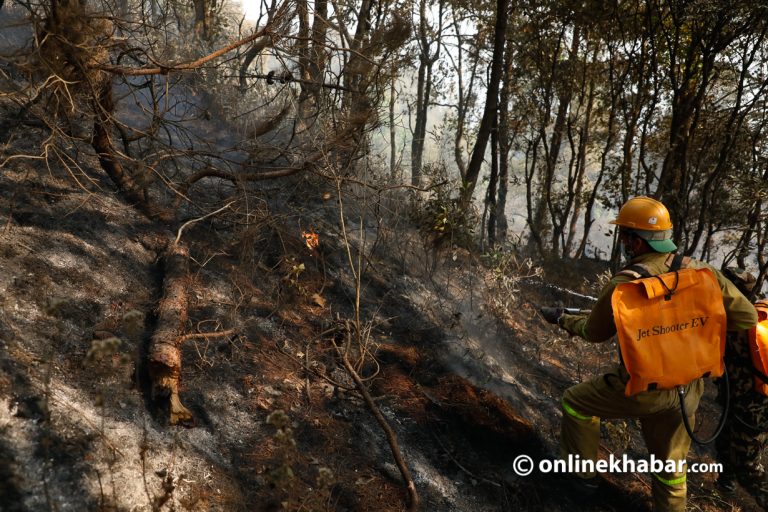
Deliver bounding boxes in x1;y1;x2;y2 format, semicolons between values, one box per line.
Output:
539;307;565;326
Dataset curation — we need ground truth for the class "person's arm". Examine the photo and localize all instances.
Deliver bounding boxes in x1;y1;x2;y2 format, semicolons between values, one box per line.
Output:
559;274;634;342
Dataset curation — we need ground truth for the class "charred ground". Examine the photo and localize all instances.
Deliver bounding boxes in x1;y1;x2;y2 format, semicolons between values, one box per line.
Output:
0;134;761;512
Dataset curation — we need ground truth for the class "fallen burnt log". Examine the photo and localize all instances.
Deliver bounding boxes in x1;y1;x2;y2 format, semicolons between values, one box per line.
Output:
148;241;194;426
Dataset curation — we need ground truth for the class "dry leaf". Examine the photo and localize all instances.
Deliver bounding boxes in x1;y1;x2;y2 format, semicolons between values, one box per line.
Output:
311;293;326;307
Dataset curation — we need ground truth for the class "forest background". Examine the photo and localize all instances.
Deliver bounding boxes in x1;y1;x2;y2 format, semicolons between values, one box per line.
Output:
3;0;768;275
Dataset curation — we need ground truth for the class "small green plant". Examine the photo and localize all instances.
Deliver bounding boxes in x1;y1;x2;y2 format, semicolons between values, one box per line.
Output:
483;250;543;315
281;257;307;295
409;163;477;250
421;197;476;250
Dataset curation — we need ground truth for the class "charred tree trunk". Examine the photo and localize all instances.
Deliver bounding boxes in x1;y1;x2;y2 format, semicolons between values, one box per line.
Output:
307;0;329;107
460;0;508;211
148;242;193;426
538;24;581;256
575;53;619;259
390;65;399;181
524;135;544;255
495;34;514;245
410;56;432;186
92;81;171;222
192;0;213;41
296;0;311;99
451;10;475;180
485;119;499;249
564;45;595;257
410;0;442;186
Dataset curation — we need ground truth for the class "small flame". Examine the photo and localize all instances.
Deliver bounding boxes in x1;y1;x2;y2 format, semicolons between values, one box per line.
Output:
302;230;319;251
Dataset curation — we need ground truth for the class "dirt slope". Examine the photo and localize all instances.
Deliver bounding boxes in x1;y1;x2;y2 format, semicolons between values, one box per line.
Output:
0;134;761;512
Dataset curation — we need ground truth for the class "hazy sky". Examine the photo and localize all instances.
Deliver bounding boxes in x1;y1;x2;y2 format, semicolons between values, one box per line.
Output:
238;0;263;20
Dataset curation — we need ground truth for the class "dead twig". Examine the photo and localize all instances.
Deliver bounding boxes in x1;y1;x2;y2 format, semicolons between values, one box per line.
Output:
177;328;236;342
305;338;312;404
274;333;355;392
174;201;235;245
332;325;420;512
317;171;449;193
95;7;287;77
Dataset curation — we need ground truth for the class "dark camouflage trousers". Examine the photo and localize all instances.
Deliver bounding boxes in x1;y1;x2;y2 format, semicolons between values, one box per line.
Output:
716;331;768;508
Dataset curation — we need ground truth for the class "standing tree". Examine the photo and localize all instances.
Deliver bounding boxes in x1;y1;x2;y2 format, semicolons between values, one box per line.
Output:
459;0;508;210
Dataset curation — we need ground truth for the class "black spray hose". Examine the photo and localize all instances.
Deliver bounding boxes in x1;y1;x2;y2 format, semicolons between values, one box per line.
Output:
676;366;729;445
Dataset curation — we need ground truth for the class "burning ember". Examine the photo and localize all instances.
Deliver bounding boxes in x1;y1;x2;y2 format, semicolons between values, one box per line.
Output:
302;230;319;251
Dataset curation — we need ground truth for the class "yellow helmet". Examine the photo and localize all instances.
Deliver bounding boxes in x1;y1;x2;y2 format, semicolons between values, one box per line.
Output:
610;196;673;231
611;197;676;253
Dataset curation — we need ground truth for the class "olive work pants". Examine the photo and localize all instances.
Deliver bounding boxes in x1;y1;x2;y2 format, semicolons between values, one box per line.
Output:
560;366;704;512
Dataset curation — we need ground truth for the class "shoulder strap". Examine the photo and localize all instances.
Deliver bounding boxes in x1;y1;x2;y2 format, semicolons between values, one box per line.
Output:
616;265;651;280
666;253;689;271
616;253;690;280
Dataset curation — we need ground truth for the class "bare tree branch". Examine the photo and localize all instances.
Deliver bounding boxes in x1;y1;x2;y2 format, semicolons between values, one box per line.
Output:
96;8;287;76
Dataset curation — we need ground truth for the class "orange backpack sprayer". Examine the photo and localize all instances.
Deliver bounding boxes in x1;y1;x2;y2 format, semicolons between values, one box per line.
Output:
612;254;728;443
749;301;768;395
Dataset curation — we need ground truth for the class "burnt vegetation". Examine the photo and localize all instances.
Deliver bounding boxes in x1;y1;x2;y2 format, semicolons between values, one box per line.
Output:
1;0;768;511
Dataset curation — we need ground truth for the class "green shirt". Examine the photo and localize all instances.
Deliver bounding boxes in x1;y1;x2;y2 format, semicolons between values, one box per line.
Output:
560;252;758;342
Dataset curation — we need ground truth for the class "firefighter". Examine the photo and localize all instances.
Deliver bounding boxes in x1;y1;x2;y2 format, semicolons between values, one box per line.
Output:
541;196;757;512
716;267;768;509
